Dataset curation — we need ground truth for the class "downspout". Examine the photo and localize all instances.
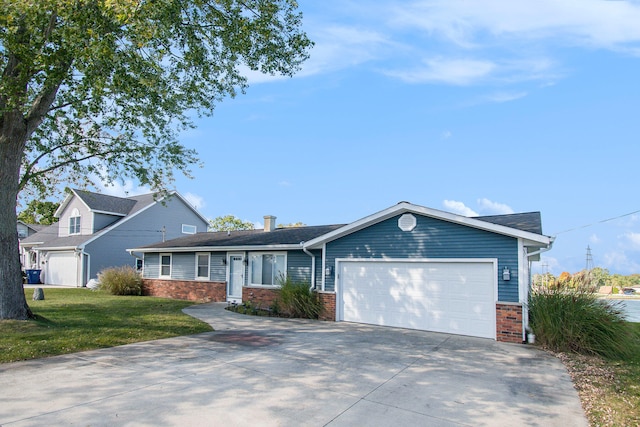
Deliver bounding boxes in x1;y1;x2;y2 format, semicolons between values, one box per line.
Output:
302;243;316;291
128;250;144;272
79;246;90;287
523;237;555;340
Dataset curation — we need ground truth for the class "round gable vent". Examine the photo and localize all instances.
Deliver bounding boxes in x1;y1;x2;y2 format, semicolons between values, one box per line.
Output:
398;213;417;232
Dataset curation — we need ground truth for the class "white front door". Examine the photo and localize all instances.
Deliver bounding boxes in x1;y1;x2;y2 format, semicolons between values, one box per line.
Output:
227;254;244;302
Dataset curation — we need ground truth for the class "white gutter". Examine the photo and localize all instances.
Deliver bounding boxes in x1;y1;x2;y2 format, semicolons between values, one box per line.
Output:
522;237;555;340
128;244;304;253
302;243;316;291
526;237;555;258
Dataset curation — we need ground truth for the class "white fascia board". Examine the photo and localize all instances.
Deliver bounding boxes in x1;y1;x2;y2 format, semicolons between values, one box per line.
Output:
127;244;304;253
34;246;79;251
20;241;45;248
89;209;127;217
53;191;77;218
304;202;552;249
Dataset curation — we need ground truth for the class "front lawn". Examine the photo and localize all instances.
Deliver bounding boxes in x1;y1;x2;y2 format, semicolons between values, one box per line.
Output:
0;288;212;363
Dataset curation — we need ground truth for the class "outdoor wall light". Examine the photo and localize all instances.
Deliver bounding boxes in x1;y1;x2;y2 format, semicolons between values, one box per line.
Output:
502;266;511;281
325;265;333;276
243;257;249;266
221;258;227;266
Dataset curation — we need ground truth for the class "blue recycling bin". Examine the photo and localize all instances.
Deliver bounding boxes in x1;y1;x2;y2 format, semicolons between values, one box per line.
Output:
25;269;42;284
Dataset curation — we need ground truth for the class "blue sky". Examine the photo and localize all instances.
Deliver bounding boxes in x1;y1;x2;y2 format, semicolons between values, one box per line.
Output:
98;0;640;276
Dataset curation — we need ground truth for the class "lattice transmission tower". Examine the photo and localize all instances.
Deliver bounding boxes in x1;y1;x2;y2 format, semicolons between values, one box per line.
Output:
585;245;594;288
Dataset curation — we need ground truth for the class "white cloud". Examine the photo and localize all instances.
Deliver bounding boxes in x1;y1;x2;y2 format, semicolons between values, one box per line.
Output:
384;57;496;85
442;130;452;139
603;250;640;275
297;25;398;78
477;198;514;215
590;234;601;244
183;192;205;211
443;200;478;216
389;0;640;51
620;232;640;250
484;91;528;103
97;180;150;197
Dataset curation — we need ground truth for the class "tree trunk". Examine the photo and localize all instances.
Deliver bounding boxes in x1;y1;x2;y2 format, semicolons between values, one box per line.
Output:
0;111;33;320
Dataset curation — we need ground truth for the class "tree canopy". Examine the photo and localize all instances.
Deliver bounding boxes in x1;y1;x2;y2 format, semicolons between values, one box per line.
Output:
1;0;312;197
209;215;255;232
0;0;312;319
17;200;60;225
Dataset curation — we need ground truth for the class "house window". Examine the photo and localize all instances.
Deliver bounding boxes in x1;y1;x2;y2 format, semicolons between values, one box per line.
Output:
182;224;197;234
249;252;286;286
160;253;172;278
69;208;81;235
196;253;210;280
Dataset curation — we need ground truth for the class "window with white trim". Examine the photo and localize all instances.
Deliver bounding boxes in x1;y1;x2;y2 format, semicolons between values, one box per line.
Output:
249;252;286;286
182;224;197;234
160;253;172;278
69;208;81;235
196;253;210;280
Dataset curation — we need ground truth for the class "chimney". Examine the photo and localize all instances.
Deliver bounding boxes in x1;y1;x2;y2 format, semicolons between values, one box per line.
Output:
264;215;277;232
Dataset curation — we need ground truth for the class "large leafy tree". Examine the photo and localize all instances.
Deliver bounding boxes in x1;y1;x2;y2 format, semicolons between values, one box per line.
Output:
17;200;60;225
208;215;255;232
0;0;312;319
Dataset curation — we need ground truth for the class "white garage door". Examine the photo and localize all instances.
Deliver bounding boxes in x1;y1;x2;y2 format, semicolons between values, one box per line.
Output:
45;252;78;286
339;260;496;339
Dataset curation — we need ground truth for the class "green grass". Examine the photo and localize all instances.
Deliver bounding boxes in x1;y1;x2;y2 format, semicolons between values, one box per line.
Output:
0;288;212;363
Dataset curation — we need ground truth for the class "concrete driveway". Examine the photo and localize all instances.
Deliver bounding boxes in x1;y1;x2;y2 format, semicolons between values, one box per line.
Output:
0;303;587;426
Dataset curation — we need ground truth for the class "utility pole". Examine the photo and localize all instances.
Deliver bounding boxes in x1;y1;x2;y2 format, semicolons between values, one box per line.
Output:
162;226;166;242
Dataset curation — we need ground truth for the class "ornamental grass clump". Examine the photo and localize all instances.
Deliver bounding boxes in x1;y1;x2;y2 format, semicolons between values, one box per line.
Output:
98;266;143;296
528;285;636;359
276;275;322;319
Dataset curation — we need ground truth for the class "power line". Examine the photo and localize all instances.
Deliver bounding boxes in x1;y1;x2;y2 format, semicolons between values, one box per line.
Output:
553;208;640;236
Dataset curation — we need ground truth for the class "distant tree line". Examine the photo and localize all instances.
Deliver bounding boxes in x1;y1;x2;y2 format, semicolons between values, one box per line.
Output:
532;267;640;294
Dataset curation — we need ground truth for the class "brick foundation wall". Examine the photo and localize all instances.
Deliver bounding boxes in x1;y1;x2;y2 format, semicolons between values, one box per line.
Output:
496;302;523;343
243;287;280;308
318;292;336;321
142;279;226;302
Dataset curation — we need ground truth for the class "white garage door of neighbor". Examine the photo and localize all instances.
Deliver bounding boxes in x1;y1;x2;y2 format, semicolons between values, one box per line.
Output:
46;252;78;286
339;260;496;339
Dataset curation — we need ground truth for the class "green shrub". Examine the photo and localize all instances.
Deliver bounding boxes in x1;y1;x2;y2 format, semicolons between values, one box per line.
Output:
98;266;143;296
276;275;322;319
528;286;636;359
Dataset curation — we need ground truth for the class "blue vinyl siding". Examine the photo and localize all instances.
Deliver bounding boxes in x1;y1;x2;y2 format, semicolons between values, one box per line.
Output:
143;253;159;278
325;214;519;301
144;251;226;281
210;253;226;281
172;253;195;280
286;250;313;284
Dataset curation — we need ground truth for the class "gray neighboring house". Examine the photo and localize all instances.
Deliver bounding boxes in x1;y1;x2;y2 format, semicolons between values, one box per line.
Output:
20;189;208;287
18;221;46;268
131;202;554;343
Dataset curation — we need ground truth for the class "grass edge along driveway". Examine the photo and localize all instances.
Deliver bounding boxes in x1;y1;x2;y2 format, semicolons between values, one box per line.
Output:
0;288;212;363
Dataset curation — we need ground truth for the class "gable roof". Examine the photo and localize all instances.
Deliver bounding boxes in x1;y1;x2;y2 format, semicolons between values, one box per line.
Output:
131;202;553;254
133;224;345;252
303;202;552;250
17;221;47;233
55;189;153;217
23;190;208;251
473;212;543;235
